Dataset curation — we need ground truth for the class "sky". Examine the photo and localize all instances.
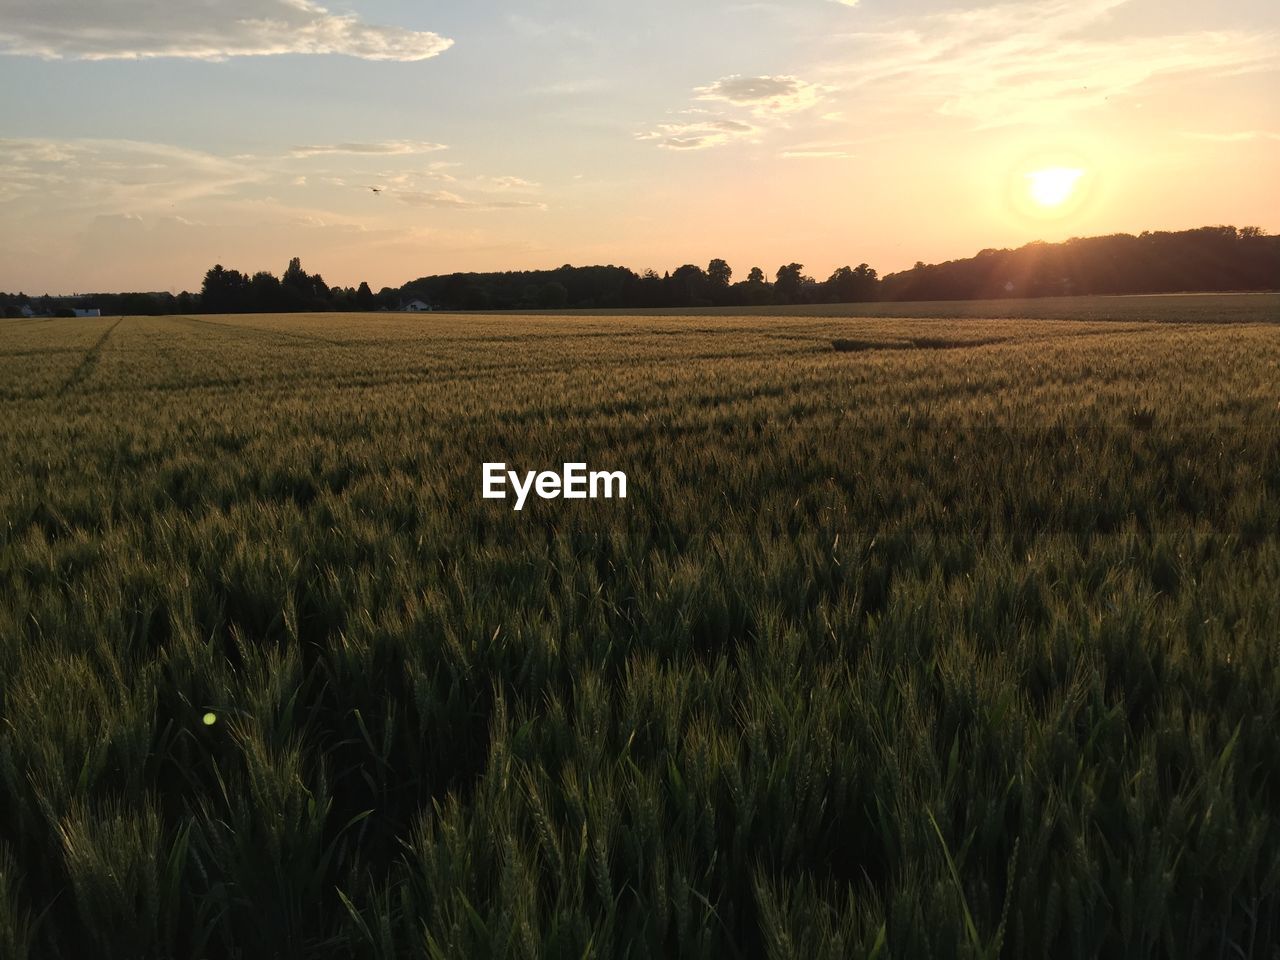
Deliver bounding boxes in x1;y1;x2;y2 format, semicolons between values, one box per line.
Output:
0;0;1277;294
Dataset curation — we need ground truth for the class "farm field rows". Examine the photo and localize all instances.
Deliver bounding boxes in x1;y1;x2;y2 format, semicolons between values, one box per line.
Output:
575;292;1280;323
2;297;1279;958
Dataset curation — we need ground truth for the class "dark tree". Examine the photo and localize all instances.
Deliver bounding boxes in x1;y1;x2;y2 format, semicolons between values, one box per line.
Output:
278;258;332;310
283;257;307;289
669;264;710;306
825;263;878;303
462;285;492;311
201;264;251;314
707;259;732;288
775;263;806;302
250;271;283;312
537;281;569;310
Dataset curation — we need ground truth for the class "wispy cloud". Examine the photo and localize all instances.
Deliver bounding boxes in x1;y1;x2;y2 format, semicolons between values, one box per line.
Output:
639;75;823;152
395;190;546;211
0;0;453;62
695;75;828;116
486;176;541;190
367;166;548;209
0;135;551;291
291;141;449;158
820;0;1277;127
780;148;857;160
636;118;759;151
0;138;264;208
0;137;546;219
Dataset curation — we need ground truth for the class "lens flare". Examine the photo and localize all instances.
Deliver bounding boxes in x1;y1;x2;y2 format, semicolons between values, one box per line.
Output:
1026;167;1085;207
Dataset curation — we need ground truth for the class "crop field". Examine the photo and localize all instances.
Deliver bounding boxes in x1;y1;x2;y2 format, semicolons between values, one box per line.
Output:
580;292;1280;324
2;295;1279;959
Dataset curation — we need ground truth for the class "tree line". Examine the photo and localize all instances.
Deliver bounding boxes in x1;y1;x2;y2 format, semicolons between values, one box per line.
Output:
2;226;1275;317
880;226;1279;301
197;258;877;313
398;261;879;311
198;258;401;314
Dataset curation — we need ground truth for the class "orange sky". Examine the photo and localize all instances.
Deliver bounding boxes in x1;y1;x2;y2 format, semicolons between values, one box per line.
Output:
1;0;1277;293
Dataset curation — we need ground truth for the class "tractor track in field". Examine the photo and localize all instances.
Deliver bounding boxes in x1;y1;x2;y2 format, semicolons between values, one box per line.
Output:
173;315;351;346
57;319;121;396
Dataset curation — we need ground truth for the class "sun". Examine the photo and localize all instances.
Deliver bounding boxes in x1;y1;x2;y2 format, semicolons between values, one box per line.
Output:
1026;167;1085;207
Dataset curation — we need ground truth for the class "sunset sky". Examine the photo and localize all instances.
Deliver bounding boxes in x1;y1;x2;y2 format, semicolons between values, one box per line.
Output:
1;0;1277;294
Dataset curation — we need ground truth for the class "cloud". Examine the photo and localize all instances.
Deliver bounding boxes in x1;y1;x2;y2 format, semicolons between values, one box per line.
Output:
290;141;448;158
820;0;1277;127
486;176;541;190
776;136;864;159
0;0;453;62
639;75;821;151
780;149;856;159
636;118;759;151
695;75;827;115
0;136;551;292
367;165;547;207
0;133;551;296
1181;130;1280;142
0;137;264;209
0;136;547;217
395;190;546;211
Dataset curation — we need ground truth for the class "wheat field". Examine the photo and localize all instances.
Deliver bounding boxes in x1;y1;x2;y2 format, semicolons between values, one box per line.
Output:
2;297;1279;958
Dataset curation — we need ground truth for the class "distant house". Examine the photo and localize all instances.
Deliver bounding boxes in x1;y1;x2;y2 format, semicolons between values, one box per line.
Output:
401;299;433;313
72;308;101;318
19;305;35;318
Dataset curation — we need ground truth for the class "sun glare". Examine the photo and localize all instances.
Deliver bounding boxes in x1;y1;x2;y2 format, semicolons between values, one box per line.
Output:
1026;167;1084;207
